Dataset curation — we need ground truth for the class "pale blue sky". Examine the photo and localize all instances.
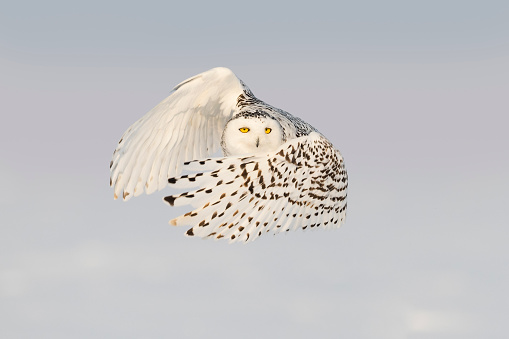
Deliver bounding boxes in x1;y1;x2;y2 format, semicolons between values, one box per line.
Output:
1;1;508;338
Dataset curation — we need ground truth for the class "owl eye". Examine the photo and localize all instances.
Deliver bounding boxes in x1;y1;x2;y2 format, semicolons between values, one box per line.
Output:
239;127;250;133
265;128;272;134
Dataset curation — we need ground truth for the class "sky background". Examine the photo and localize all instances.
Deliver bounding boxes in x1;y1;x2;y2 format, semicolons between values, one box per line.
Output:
1;1;508;338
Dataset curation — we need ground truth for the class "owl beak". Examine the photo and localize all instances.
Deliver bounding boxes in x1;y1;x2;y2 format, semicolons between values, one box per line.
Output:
255;137;260;147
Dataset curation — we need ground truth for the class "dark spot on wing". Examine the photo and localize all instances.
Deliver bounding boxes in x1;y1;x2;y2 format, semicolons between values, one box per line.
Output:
164;196;176;206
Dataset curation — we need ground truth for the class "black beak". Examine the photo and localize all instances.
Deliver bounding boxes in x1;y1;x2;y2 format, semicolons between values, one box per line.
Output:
256;137;260;147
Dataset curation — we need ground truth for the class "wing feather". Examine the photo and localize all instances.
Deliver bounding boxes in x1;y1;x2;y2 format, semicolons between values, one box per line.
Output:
164;132;348;243
110;67;245;200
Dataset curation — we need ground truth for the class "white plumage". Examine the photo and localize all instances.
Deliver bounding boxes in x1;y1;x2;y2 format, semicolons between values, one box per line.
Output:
110;67;348;243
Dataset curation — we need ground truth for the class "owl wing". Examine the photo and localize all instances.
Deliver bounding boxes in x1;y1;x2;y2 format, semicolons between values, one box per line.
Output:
110;67;246;200
164;132;348;243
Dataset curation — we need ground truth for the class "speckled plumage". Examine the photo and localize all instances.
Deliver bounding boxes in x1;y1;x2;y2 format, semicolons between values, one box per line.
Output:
110;67;348;243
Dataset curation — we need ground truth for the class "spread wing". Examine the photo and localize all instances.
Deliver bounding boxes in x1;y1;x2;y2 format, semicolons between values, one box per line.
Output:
110;67;246;200
164;132;348;243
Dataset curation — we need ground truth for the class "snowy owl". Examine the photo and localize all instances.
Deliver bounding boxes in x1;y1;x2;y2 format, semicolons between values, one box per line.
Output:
110;67;348;243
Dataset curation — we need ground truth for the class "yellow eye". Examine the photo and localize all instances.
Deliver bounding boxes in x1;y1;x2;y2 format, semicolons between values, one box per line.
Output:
265;128;272;134
239;127;250;133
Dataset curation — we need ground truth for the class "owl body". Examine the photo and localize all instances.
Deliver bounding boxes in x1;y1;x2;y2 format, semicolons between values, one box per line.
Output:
110;67;348;243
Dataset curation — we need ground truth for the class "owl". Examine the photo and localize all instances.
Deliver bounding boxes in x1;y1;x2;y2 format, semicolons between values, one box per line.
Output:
110;67;348;243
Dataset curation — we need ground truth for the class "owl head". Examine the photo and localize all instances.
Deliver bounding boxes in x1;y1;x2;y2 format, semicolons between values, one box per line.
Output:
221;112;285;156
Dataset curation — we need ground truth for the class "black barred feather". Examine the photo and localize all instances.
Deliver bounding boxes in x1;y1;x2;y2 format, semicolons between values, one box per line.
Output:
164;132;348;243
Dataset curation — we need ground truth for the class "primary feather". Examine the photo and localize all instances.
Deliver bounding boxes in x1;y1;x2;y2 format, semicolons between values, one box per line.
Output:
110;67;244;200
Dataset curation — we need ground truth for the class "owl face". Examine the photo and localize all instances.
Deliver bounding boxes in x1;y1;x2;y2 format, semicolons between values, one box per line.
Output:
222;115;284;156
